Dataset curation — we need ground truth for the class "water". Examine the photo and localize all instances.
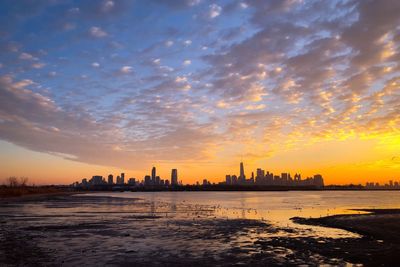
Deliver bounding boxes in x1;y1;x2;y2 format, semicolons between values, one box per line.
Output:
83;190;400;238
2;190;400;266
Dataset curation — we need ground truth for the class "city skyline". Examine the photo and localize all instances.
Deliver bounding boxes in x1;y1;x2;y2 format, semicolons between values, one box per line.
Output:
73;161;398;188
0;0;399;185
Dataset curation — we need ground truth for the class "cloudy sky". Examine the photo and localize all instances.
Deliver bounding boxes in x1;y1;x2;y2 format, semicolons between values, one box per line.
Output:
0;0;399;184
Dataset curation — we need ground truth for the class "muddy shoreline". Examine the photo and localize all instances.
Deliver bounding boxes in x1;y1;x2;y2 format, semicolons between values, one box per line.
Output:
291;209;400;265
1;194;400;266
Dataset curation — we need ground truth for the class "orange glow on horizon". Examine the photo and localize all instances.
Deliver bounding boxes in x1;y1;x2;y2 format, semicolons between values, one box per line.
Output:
1;130;399;186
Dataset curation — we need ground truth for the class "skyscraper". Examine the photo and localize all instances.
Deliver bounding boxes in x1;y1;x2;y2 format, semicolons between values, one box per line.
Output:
121;173;125;185
225;175;232;185
239;162;246;184
151;167;156;184
313;174;324;187
171;169;178;186
144;175;151;186
108;174;113;185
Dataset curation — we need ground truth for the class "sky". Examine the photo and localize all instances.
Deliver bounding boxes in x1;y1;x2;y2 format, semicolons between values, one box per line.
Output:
0;0;399;185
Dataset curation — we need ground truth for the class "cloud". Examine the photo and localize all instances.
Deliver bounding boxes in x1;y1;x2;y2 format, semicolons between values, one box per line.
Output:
1;0;400;180
240;2;248;9
165;40;174;47
245;104;266;111
208;4;222;19
89;26;108;38
19;52;37;60
91;62;100;68
150;0;201;8
48;71;57;77
32;62;45;69
183;59;191;66
101;1;115;13
0;75;221;169
120;66;133;74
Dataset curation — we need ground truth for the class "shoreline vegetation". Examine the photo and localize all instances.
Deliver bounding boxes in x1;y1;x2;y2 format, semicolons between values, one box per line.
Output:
0;185;72;199
0;176;73;199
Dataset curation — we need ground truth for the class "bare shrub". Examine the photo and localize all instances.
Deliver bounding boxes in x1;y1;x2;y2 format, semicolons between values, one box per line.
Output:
5;176;29;187
6;176;19;187
19;177;29;187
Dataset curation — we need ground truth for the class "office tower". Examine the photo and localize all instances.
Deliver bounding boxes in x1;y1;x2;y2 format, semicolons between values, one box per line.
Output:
151;167;156;184
128;178;136;185
239;162;246;184
91;175;103;185
171;169;178;186
144;175;151;186
251;172;254;184
313;174;324;187
108;174;113;185
121;173;125;185
225;175;232;185
256;168;265;184
231;175;238;185
155;176;160;185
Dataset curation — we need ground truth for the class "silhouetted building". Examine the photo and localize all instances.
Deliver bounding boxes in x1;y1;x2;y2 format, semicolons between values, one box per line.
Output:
144;175;151;186
256;168;265;184
121;173;125;185
91;175;103;185
151;167;156;184
128;178;136;185
231;175;238;185
225;175;232;185
313;174;324;187
171;169;178;186
239;162;246;184
108;174;113;185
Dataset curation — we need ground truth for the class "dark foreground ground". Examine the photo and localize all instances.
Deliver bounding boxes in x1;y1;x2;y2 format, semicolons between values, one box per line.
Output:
0;186;71;198
0;194;399;266
292;209;400;266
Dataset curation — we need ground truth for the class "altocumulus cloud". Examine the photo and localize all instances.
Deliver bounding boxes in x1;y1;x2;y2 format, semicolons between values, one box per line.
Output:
0;0;399;170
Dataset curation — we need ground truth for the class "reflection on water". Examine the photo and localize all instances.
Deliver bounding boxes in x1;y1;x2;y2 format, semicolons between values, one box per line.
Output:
1;191;399;266
85;190;400;238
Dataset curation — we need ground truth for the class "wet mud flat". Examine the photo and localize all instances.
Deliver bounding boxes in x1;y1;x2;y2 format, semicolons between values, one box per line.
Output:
292;209;400;266
0;194;398;266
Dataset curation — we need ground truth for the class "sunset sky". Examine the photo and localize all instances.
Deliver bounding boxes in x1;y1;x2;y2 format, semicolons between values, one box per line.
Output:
0;0;399;185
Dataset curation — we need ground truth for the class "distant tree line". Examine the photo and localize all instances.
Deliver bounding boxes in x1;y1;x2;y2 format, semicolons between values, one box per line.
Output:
3;176;29;187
